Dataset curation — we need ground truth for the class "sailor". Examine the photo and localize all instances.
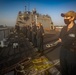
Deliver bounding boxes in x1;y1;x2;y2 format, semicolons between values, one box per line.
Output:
29;25;32;42
15;24;20;33
27;25;32;41
31;21;37;47
36;22;44;54
21;25;27;37
56;11;76;75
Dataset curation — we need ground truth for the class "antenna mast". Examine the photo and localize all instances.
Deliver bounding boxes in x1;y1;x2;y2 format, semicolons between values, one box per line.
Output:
25;6;26;11
28;2;30;11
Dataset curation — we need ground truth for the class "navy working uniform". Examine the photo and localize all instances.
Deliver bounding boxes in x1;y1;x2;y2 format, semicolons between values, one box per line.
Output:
59;11;76;75
31;22;37;47
15;24;20;33
37;23;44;53
21;25;27;37
27;25;32;41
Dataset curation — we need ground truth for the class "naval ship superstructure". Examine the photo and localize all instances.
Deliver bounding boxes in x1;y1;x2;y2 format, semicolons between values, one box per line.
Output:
16;8;54;31
0;8;61;75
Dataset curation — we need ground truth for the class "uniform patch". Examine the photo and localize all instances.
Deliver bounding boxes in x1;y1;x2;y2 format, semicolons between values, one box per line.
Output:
69;34;75;37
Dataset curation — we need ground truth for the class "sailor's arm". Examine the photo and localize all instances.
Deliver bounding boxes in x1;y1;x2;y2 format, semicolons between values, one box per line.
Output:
51;38;61;46
46;38;62;48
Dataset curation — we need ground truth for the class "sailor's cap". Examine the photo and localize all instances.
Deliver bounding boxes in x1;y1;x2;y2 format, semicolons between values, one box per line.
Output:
61;11;76;19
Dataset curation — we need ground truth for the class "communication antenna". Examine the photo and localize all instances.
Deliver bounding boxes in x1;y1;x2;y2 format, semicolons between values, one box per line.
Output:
28;2;30;11
25;0;27;12
25;0;30;11
25;6;27;11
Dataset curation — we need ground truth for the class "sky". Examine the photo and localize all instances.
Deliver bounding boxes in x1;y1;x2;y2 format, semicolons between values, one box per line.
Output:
0;0;76;26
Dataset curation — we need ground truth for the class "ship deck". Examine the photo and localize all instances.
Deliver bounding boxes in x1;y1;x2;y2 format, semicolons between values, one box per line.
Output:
0;30;61;75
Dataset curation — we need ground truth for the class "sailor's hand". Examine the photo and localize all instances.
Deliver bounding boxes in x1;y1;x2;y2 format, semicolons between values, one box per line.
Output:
42;33;44;36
